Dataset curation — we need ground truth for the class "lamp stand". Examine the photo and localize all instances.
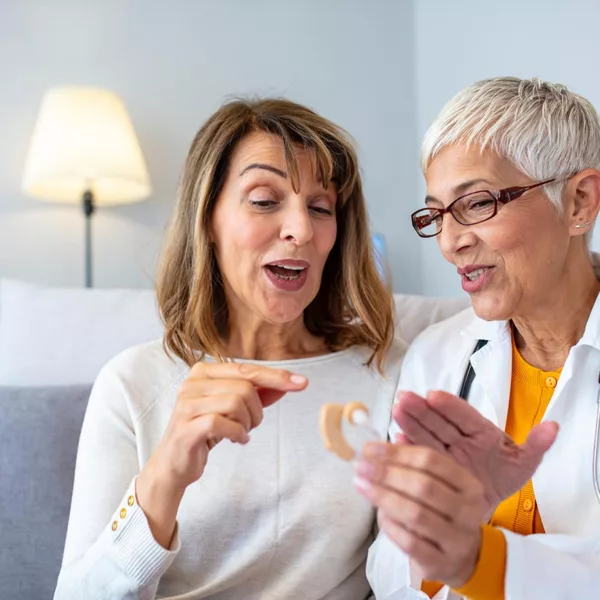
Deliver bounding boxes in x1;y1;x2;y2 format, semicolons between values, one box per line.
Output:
82;190;95;288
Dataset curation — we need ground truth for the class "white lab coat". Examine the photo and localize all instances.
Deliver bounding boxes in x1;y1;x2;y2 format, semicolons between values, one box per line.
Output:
367;293;600;600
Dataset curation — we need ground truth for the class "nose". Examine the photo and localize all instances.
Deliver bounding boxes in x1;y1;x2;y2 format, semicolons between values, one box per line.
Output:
280;201;314;245
437;213;478;259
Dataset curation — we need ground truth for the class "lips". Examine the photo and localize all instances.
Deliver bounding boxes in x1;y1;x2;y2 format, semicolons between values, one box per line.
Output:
457;264;495;293
264;259;309;280
267;265;301;279
263;259;310;292
457;264;492;276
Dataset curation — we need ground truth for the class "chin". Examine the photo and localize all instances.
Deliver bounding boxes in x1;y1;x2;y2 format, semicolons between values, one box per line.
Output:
470;294;514;323
261;298;308;324
259;285;318;323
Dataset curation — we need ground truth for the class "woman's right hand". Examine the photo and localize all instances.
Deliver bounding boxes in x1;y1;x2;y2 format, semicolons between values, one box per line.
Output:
136;362;308;547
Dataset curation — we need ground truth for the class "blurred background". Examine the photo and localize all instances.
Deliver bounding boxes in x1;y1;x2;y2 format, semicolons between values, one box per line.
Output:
1;0;599;296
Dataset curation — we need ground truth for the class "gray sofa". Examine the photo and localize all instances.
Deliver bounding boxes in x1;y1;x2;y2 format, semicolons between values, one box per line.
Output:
0;385;91;600
0;290;470;600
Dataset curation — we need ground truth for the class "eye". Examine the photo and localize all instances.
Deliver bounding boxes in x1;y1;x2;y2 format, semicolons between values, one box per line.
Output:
470;199;495;210
465;195;495;212
310;205;334;215
247;186;279;210
248;199;278;209
309;197;335;216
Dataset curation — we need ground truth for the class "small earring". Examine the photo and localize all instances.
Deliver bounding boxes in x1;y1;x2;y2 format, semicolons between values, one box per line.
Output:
575;221;592;229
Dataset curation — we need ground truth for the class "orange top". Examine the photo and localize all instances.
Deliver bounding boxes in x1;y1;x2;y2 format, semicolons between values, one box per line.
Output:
422;337;560;599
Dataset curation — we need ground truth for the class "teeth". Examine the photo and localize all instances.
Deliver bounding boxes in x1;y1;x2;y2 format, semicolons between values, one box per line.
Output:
274;264;305;270
266;263;305;281
466;268;487;281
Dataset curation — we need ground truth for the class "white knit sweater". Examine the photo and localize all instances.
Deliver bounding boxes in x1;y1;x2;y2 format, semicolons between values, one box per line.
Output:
54;339;404;600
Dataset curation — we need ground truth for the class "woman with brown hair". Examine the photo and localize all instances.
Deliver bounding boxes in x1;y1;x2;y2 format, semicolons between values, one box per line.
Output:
54;98;403;599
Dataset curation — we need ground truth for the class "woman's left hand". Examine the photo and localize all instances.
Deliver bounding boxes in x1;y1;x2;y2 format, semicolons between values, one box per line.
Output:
392;390;558;518
355;444;485;588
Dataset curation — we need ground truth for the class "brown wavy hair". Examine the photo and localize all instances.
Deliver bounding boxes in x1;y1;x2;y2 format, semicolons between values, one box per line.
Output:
156;98;394;371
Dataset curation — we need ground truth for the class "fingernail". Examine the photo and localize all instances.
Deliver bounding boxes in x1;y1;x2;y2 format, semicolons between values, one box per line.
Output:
242;432;250;444
355;460;375;479
353;476;373;494
290;374;307;385
362;442;388;459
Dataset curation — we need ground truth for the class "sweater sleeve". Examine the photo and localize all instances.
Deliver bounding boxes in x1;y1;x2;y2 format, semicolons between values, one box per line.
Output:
453;525;506;600
54;362;180;600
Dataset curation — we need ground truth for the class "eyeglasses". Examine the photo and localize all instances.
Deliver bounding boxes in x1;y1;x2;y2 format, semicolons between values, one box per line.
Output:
411;177;565;238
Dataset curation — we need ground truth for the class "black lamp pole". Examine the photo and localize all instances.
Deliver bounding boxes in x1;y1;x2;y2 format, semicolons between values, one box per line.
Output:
82;189;95;288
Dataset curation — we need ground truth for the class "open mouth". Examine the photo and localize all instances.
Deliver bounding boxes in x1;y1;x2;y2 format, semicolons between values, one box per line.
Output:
459;265;496;293
265;264;306;281
465;267;491;281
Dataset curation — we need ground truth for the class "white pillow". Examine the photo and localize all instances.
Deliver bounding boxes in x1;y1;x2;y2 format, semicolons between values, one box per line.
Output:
0;280;468;386
0;279;164;386
394;293;470;344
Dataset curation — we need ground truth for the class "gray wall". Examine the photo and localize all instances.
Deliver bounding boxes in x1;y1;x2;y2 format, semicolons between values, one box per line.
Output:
0;0;420;292
415;0;600;297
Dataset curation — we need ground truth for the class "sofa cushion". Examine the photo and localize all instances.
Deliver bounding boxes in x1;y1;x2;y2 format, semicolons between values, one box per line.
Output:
0;385;91;599
0;279;470;386
393;293;469;344
0;279;163;386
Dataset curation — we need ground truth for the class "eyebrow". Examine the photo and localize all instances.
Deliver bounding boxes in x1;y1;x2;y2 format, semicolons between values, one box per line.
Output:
239;163;288;179
425;178;493;205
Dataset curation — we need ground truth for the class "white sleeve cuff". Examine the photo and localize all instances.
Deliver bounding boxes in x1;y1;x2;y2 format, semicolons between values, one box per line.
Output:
367;531;431;599
107;478;180;587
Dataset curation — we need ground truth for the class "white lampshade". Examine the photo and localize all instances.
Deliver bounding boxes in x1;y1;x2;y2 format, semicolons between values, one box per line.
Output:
22;86;152;206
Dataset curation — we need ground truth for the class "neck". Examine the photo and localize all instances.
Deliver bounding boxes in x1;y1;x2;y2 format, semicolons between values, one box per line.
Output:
512;250;599;371
225;313;328;361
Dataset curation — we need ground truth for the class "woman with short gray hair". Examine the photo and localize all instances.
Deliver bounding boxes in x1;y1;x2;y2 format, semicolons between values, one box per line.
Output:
358;77;600;599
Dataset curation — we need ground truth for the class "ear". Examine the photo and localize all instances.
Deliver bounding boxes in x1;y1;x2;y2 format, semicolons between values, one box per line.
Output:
566;169;600;237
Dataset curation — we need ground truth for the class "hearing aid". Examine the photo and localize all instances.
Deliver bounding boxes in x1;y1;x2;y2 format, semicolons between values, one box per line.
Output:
319;401;373;461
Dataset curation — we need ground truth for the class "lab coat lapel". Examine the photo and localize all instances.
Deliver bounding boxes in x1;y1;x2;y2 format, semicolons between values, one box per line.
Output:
462;318;513;429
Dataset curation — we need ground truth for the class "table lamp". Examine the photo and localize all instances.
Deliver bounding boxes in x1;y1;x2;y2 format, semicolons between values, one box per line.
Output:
21;86;152;287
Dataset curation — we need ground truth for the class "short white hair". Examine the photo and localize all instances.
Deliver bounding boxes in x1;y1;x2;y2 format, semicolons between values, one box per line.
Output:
421;77;600;211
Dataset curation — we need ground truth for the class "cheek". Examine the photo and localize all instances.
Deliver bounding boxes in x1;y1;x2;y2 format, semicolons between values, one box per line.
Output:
468;209;541;263
235;225;272;253
484;226;525;255
488;202;564;255
314;220;338;262
481;218;564;297
216;216;273;266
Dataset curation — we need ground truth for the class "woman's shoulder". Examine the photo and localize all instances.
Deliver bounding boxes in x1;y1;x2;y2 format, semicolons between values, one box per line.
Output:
319;338;406;381
91;339;188;416
408;306;478;352
399;306;481;390
102;338;186;379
